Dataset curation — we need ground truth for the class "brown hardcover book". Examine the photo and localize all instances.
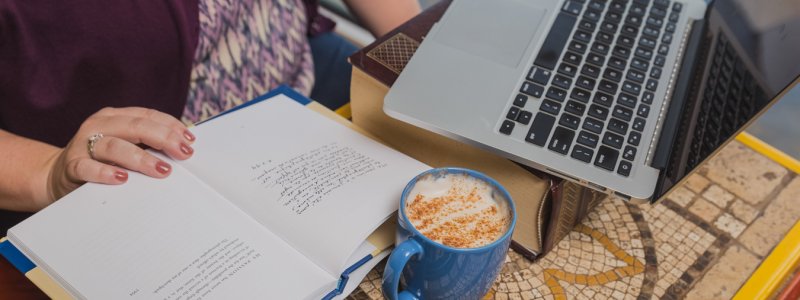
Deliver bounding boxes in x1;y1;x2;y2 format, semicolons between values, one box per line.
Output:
348;0;606;259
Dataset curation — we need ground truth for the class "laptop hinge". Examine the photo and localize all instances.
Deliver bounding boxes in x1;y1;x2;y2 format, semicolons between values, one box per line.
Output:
651;19;706;170
651;19;708;201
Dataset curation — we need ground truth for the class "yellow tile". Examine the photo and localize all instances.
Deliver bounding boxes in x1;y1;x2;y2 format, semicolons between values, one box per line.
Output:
575;275;587;285
587;276;599;285
605;271;619;281
597;274;609;284
565;273;576;283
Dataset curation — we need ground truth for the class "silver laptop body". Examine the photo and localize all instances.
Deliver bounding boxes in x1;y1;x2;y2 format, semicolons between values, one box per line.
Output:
384;0;800;202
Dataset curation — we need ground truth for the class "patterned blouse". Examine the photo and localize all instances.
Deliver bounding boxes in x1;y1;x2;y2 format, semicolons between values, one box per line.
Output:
182;0;315;124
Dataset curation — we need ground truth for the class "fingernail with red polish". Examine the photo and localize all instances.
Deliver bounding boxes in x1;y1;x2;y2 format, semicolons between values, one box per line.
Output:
183;130;196;142
156;161;171;175
115;171;128;182
180;143;194;155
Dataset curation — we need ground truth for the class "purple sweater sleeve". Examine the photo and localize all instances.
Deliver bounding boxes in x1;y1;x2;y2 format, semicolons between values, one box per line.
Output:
0;0;199;147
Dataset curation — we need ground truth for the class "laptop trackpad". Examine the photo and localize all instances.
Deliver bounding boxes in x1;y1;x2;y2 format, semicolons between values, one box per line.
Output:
435;0;546;68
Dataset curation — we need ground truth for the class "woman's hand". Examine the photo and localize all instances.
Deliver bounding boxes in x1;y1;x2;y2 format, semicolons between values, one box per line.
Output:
46;107;196;201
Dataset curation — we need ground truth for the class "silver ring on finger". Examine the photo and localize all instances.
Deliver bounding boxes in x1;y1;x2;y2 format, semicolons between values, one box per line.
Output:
87;133;104;160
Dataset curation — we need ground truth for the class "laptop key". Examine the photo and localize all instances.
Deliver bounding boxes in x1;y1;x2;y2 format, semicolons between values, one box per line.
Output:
643;26;660;38
631;58;649;72
646;79;658;91
534;12;578;70
607;11;623;24
594;92;614;107
646;16;664;28
625;15;643;27
639;37;657;49
559;113;581;129
608;56;626;71
546;87;567;101
628;131;641;146
658;44;670;55
553;74;573;89
561;0;584;15
514;94;528;107
569;40;588;54
622;145;637;161
548;126;575;155
565;101;587;116
558;63;578;77
528;67;552;85
618;35;635;48
520;82;544;98
613;105;633;121
525;113;556;146
598;79;619;94
571;144;594;163
609;0;626;13
586;53;605;66
637;104;650;118
582;117;604;134
578;19;596;32
540;99;562;115
570;88;592;103
517;110;533;125
654;55;666;66
595;146;619;171
630;4;647;17
500;120;515;135
613;46;631;59
591;42;610;55
608;118;629;135
662;33;673;44
673;2;683;12
600;22;618;34
596;31;614;44
603;132;625;148
632;117;646;131
618;160;632;177
577;130;600;148
588;104;609;120
650;67;662;79
642;91;654;104
627;69;646;83
581;64;601;79
622;81;642;96
588;0;605;11
621;24;639;37
618;93;637;108
665;22;676;33
564;52;583;66
576;76;596;90
651;7;667;20
603;68;623;82
584;9;602;22
507;106;520;120
574;30;592;43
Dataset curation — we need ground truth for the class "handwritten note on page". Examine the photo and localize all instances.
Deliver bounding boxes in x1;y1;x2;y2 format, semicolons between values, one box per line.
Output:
181;96;429;275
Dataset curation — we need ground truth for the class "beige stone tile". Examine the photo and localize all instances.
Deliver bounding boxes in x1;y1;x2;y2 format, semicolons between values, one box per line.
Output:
730;199;760;224
685;245;760;300
666;186;696;207
739;177;800;256
685;174;711;193
702;184;736;209
714;213;747;238
704;141;788;205
689;198;722;223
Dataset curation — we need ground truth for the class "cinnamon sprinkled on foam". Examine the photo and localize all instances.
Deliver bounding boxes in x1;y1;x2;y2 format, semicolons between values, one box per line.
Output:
406;174;510;248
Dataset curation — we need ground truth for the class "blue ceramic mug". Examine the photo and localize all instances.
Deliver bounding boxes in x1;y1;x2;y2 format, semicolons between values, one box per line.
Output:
382;168;516;300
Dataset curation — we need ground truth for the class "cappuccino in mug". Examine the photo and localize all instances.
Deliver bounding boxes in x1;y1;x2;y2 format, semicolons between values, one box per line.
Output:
405;173;511;248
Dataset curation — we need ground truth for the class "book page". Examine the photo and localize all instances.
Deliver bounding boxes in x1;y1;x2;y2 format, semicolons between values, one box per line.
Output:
9;164;335;300
180;96;429;275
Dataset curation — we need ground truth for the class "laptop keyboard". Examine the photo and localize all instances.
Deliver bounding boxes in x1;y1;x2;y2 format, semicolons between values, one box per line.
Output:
685;33;765;169
499;0;683;177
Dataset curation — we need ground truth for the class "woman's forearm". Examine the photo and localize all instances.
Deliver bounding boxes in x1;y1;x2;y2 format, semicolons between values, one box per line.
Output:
0;130;60;211
344;0;421;37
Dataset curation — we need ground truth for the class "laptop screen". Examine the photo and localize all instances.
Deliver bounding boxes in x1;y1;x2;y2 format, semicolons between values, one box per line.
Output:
654;0;800;200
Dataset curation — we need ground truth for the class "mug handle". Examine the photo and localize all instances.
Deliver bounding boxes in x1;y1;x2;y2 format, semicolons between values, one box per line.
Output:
382;239;424;300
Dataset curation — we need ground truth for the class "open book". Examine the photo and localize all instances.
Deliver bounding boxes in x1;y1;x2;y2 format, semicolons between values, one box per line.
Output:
0;86;429;299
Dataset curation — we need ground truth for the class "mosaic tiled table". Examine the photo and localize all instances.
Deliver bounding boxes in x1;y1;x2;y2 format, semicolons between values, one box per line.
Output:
347;140;799;299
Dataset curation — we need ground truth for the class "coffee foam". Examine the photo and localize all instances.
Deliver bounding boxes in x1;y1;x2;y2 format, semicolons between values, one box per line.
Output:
405;173;511;248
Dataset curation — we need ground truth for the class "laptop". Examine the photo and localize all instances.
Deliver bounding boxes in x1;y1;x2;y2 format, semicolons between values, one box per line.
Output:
384;0;800;203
